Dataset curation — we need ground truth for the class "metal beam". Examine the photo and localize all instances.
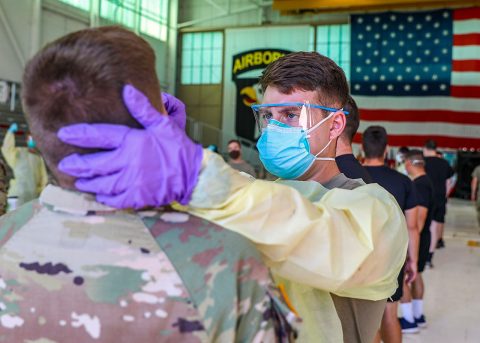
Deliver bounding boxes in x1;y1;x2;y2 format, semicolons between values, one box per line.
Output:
0;1;26;67
178;1;273;28
30;0;42;58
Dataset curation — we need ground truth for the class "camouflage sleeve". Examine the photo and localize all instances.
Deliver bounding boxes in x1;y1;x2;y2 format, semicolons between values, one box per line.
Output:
0;160;8;215
0;200;40;245
142;212;300;342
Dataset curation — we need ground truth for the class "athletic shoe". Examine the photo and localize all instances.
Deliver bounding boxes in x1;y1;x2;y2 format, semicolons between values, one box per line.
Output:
436;238;445;249
415;315;427;328
399;317;420;334
425;261;434;269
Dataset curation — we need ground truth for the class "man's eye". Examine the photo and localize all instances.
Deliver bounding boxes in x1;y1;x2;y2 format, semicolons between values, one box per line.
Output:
287;113;297;119
263;113;273;120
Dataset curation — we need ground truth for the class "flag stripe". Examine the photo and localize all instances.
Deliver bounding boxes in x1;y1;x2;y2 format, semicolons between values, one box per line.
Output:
452;59;480;72
453;19;480;35
354;95;480;112
353;133;480;149
451;71;480;85
453;8;480;21
453;33;480;46
358;121;480;138
452;45;480;60
450;85;480;98
359;109;480;125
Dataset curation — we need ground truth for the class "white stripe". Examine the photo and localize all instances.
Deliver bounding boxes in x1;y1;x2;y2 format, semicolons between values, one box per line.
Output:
358;121;480;138
354;96;480;112
453;46;480;60
454;19;480;35
451;71;480;86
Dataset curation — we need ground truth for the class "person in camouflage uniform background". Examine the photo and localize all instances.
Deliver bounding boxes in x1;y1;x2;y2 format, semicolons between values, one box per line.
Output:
0;26;298;342
0;151;13;215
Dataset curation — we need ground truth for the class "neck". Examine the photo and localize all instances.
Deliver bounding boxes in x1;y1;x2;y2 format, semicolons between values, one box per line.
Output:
363;157;385;166
423;149;436;157
335;138;353;157
410;168;426;179
230;158;244;164
298;160;341;184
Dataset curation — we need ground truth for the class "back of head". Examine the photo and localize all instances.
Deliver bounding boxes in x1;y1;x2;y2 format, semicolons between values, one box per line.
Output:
424;139;437;151
398;146;410;155
362;125;388;159
406;149;425;168
22;26;164;189
341;95;360;144
259;51;349;112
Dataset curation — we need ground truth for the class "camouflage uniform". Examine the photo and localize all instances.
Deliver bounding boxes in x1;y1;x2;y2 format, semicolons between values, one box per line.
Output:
0;185;298;342
0;153;11;215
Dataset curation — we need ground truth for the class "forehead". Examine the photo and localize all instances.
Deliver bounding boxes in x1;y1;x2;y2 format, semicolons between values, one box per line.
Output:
262;86;318;104
228;141;240;148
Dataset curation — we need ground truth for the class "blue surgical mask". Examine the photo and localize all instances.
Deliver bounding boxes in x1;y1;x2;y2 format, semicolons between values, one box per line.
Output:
27;136;36;149
257;113;335;179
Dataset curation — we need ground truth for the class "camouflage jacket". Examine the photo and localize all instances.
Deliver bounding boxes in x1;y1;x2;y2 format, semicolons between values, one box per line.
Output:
0;185;298;342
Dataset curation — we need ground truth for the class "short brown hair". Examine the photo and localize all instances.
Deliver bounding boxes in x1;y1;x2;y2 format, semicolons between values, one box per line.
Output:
362;125;388;159
259;52;349;112
22;26;163;188
341;95;360;144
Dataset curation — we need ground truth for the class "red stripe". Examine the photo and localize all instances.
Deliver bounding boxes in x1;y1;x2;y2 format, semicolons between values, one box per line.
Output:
453;33;480;46
359;109;480;125
353;133;480;149
452;60;480;72
451;85;480;98
454;7;480;21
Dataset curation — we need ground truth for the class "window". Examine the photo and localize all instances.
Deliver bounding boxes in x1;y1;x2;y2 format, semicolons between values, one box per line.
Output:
181;32;223;85
57;0;91;11
316;24;351;80
57;0;169;41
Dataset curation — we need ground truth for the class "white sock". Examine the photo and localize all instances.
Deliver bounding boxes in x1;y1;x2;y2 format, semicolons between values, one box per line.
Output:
401;302;414;322
412;299;424;318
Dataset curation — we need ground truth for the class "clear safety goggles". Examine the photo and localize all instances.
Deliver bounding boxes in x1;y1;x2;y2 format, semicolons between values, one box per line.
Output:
251;101;348;132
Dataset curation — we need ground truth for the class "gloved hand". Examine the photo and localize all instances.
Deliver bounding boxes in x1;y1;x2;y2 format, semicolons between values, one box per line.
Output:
162;92;186;130
8;123;18;133
57;84;203;209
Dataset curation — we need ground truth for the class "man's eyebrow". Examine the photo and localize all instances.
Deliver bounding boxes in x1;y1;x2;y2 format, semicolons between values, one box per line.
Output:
277;106;301;114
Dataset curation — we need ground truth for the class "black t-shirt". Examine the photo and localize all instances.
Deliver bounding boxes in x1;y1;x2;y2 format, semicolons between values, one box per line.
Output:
413;174;435;237
335;154;373;184
365;165;418;212
424;157;454;203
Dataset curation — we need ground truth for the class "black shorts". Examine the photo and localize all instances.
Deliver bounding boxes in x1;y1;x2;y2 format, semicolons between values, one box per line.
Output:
432;202;446;223
417;230;432;273
388;265;405;302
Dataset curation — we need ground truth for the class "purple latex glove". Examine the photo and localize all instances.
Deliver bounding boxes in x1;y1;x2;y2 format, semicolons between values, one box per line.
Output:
162;92;186;130
57;84;203;209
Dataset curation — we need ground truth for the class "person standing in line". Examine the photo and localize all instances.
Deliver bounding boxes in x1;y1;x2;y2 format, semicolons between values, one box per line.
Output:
399;150;435;331
362;126;420;343
423;139;454;262
334;95;373;184
227;139;256;177
471;164;480;228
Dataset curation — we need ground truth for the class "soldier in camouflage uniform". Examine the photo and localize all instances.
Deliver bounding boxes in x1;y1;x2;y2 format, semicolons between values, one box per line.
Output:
0;26;298;342
0;152;12;215
0;185;297;342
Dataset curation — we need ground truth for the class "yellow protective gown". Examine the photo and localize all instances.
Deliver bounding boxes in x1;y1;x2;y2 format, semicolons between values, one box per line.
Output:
2;131;48;206
178;150;409;342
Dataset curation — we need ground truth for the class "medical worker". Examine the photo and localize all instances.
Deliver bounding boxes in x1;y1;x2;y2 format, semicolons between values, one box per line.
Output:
58;52;408;342
2;123;48;207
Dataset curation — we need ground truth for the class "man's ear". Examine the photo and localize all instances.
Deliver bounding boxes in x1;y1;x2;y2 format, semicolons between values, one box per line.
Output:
329;111;346;140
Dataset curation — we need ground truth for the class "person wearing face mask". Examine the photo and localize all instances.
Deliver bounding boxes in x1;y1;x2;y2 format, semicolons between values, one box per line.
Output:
57;52;408;342
227;139;256;177
2;123;48;208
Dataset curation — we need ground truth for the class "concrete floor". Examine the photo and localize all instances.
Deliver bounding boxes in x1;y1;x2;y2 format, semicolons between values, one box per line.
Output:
403;198;480;343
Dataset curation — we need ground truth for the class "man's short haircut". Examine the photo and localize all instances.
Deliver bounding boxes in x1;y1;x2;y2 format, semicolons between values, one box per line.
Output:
22;26;163;188
228;139;241;148
259;52;349;114
362;125;388;159
341;95;359;144
424;139;437;150
398;146;410;155
406;149;425;166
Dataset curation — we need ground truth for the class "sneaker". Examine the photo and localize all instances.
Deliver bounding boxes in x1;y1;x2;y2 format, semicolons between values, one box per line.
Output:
436;238;445;249
425;261;434;269
415;315;427;328
399;317;420;334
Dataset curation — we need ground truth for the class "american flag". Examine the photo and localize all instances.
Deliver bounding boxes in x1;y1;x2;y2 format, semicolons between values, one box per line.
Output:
351;8;480;149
